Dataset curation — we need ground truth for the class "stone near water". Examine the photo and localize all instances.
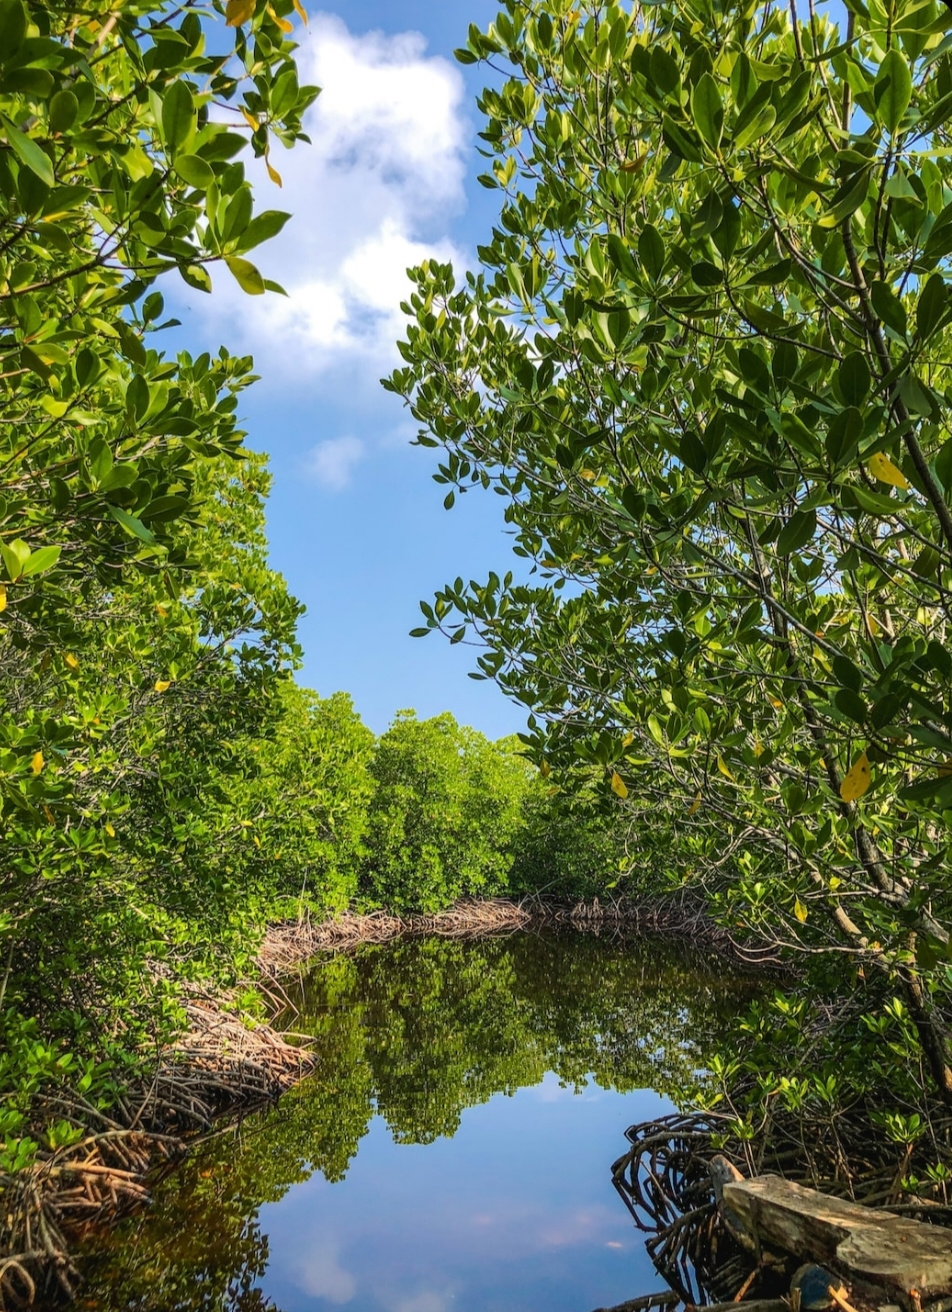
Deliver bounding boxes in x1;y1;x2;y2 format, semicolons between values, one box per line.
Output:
791;1261;839;1311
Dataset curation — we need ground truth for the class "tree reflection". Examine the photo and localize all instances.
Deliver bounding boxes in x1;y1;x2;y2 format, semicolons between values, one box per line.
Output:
78;931;756;1312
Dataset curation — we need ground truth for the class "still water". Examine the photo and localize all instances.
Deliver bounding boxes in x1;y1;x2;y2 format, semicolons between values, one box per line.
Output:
78;931;757;1312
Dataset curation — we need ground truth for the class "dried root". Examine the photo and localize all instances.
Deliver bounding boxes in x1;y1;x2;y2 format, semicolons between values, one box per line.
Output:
0;990;312;1307
259;893;758;976
612;1110;952;1309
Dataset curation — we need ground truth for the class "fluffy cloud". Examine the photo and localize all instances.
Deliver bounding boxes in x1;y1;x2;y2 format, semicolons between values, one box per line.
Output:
195;13;468;371
293;1238;356;1303
307;435;365;490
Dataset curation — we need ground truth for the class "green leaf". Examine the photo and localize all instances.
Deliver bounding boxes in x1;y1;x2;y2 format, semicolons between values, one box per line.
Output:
89;438;114;485
606;233;638;281
870;280;907;337
834;688;868;724
1;538;31;579
49;90;78;134
108;506;156;544
174;154;215;190
649;46;680;95
0;114;53;186
238;210;292;251
712;201;741;259
817;169;870;228
899;773;952;805
139;495;190;523
20;545;61;577
875;48;913;133
638;224;665;280
662;114;704;163
734;103;776;150
917;272;948;341
0;0;27;63
180;263;212;293
691;73;724;148
838;353;871;406
161;81;194;156
224;256;267;295
775;508;817;555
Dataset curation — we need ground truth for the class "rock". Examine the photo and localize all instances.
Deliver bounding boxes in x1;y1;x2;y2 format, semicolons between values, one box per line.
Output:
791;1262;838;1311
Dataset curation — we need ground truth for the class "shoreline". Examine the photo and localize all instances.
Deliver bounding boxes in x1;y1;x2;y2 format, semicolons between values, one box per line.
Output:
0;895;762;1306
259;892;769;975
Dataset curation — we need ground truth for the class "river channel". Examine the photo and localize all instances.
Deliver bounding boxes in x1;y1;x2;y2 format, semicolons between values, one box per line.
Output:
76;929;759;1312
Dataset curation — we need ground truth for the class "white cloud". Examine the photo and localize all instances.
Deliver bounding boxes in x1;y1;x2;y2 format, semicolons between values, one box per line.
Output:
293;1238;356;1303
194;13;468;373
307;435;365;490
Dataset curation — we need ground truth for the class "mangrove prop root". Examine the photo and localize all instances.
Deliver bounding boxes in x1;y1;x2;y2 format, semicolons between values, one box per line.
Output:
258;893;763;976
0;990;313;1309
613;1111;952;1311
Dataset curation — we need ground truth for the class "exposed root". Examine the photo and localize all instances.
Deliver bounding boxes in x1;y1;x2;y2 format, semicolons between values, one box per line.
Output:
258;899;534;970
612;1111;952;1309
259;893;762;976
0;991;312;1308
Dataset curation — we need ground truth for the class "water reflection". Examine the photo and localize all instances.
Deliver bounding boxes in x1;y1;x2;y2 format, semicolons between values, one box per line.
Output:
78;931;757;1312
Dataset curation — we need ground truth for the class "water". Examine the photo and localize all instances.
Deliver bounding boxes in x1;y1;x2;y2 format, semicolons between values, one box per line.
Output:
77;930;757;1312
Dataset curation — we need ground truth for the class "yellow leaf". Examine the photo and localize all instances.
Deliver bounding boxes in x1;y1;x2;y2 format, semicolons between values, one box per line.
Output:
867;451;909;489
622;732;634;748
65;653;79;669
610;771;629;799
267;3;293;32
716;754;735;781
840;751;872;802
539;759;551;778
579;468;596;480
155;604;168;617
0;584;6;613
866;613;880;637
253;835;261;848
688;792;702;816
31;751;44;775
769;696;783;709
154;679;171;692
292;0;307;22
241;106;260;131
43;805;54;823
226;0;256;26
794;897;808;923
105;823;116;838
620;153;646;173
265;149;283;187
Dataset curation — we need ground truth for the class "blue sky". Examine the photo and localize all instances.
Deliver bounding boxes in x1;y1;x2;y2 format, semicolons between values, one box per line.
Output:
173;1;523;738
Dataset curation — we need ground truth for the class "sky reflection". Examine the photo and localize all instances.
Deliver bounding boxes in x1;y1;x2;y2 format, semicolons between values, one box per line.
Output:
261;1074;669;1312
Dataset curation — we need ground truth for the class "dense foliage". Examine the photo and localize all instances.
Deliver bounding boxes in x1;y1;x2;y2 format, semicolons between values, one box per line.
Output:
391;0;952;1118
0;0;325;1177
362;713;532;911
